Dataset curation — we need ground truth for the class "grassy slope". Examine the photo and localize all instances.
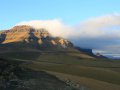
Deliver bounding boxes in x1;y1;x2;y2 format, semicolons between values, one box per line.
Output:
27;54;120;90
0;59;79;90
0;52;120;90
47;71;120;90
28;63;120;85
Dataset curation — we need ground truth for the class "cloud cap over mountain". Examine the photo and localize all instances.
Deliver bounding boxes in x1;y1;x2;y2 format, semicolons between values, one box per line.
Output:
16;14;120;58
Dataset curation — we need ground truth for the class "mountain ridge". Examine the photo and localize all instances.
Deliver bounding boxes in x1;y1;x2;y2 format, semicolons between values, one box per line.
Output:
0;25;73;49
0;25;105;59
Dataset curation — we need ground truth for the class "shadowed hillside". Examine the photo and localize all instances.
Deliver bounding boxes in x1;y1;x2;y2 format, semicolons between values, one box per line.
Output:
0;58;83;90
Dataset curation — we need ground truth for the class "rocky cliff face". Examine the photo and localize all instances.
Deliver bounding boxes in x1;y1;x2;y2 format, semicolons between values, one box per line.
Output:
0;25;73;50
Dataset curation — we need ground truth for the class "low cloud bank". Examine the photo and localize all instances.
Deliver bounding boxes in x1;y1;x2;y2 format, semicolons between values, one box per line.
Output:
16;14;120;58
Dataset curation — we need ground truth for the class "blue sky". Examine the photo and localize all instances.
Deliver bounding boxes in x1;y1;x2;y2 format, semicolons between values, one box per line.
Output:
0;0;120;29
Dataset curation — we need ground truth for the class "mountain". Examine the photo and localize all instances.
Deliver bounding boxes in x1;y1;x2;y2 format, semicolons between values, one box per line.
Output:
75;47;107;59
0;25;98;59
75;47;94;56
95;53;108;59
0;25;74;51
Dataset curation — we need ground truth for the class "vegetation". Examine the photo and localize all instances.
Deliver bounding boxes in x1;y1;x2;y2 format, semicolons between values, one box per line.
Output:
0;52;120;90
0;58;80;90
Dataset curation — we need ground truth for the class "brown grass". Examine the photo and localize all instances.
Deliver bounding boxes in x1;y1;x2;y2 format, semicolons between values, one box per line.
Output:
47;71;120;90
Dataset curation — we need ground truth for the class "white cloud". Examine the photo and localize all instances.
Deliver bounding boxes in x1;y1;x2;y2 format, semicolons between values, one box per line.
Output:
75;14;120;38
17;19;71;37
71;14;120;58
16;14;120;39
15;14;120;58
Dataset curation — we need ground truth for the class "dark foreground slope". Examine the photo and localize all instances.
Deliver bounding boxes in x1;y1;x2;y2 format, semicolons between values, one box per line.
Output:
0;58;82;90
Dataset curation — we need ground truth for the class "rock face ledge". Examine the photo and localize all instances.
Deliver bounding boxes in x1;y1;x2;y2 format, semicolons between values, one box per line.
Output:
0;25;73;50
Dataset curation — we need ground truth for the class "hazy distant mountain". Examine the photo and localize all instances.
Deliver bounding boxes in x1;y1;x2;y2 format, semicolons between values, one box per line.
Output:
75;47;107;59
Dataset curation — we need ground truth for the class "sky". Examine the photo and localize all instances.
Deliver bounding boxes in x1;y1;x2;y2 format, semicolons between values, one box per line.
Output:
0;0;120;29
0;0;120;58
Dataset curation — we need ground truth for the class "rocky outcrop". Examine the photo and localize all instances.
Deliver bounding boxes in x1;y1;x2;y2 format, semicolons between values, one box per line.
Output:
0;25;73;50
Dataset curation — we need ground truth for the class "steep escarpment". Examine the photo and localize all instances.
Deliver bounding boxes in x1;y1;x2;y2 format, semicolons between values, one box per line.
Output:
0;25;73;50
0;25;73;48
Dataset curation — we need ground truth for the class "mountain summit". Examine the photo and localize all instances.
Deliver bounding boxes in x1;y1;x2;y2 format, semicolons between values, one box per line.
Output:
0;25;98;59
0;25;73;50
